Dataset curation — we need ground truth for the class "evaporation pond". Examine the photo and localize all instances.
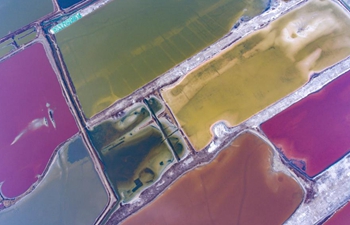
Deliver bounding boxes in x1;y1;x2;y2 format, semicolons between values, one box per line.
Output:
14;28;37;46
57;0;84;9
324;202;350;225
88;106;174;202
162;0;350;151
0;137;108;225
56;0;269;118
121;132;303;225
0;39;15;58
261;70;350;176
0;0;53;38
0;43;78;198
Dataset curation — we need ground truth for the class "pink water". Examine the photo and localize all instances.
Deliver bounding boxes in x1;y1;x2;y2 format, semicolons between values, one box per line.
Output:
0;43;78;198
325;202;350;225
261;70;350;177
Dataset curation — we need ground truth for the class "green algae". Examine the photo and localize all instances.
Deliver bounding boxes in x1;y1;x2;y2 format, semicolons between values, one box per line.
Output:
101;126;174;202
159;119;187;159
0;40;14;58
14;28;37;46
146;96;164;116
88;105;150;150
88;105;178;202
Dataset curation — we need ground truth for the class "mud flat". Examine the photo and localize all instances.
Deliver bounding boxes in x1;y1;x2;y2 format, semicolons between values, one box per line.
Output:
121;132;303;225
162;0;350;151
56;0;269;118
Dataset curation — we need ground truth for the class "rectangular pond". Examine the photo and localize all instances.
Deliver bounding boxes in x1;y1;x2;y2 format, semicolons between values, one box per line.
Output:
0;43;78;198
324;201;350;225
88;104;184;203
56;0;270;118
57;0;84;9
14;28;37;46
162;0;350;151
0;39;15;58
261;70;350;177
121;131;303;225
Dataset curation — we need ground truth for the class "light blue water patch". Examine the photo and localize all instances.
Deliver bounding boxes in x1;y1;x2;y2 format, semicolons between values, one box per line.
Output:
50;13;82;34
0;136;108;225
67;137;88;163
341;0;350;9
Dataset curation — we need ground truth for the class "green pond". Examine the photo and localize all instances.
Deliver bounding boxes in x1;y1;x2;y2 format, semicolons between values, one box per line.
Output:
159;119;187;159
88;105;151;150
88;103;187;202
144;97;188;159
0;39;14;58
162;0;350;151
101;125;174;203
146;96;164;116
56;0;269;118
14;28;37;46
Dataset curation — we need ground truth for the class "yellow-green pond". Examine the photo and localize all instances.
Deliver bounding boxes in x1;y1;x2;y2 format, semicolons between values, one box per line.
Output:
56;0;269;118
162;0;350;150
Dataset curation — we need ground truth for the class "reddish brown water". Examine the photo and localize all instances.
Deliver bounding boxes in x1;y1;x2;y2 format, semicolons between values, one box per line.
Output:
261;70;350;177
0;43;78;198
122;132;303;225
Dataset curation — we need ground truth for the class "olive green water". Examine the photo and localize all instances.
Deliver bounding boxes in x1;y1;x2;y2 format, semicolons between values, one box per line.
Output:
159;119;187;159
0;39;14;59
0;0;52;39
162;0;350;151
56;0;269;118
146;96;164;116
88;105;150;150
143;96;187;159
0;27;36;59
102;126;174;203
14;28;37;46
89;105;183;202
